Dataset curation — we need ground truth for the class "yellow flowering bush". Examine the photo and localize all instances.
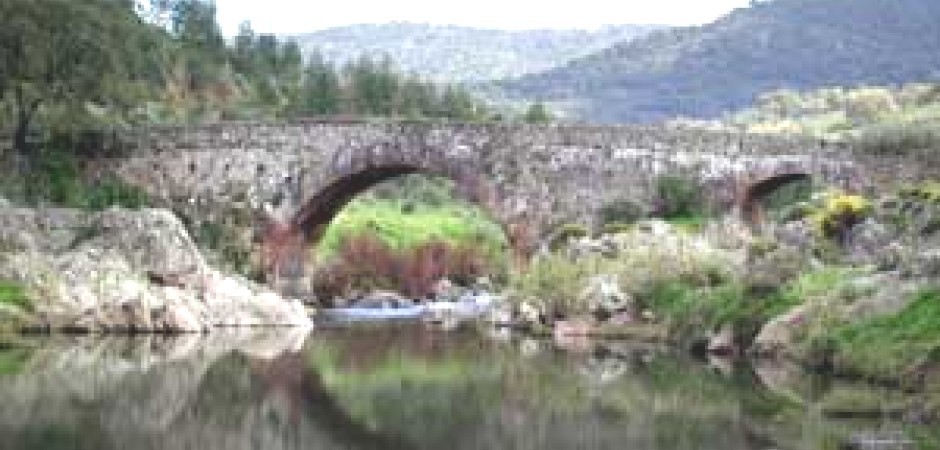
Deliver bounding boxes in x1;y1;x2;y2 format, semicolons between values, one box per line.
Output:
810;191;872;239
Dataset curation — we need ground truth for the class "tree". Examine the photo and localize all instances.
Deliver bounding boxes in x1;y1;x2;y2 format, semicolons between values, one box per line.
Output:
523;102;553;123
231;21;258;76
171;0;226;91
0;0;148;156
297;52;342;116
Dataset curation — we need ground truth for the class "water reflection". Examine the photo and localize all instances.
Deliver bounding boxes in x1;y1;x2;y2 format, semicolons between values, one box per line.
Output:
0;324;933;450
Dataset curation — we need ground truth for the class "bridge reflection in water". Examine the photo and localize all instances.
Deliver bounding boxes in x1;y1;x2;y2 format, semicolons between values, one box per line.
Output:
0;325;932;449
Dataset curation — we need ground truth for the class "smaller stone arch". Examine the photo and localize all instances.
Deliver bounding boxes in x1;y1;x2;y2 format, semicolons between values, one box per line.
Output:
740;172;813;227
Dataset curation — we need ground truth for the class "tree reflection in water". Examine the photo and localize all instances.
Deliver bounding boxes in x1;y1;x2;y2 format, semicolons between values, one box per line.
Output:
0;324;934;450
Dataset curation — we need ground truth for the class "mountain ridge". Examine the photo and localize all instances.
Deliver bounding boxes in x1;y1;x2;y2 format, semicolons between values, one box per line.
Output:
498;0;940;123
288;22;665;83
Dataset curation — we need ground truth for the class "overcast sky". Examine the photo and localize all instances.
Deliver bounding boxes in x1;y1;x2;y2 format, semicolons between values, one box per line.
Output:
214;0;753;36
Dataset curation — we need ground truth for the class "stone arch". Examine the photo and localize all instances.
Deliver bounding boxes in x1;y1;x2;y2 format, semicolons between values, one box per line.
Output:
259;158;527;295
740;172;813;227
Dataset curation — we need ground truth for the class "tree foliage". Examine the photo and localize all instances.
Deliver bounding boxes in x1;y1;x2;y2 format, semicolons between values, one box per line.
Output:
0;0;495;161
523;102;553;123
0;0;150;154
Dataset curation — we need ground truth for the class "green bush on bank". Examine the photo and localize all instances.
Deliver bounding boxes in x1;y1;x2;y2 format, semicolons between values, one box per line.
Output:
511;225;737;319
3;149;150;211
812;289;940;379
509;253;607;316
637;267;855;346
654;175;704;218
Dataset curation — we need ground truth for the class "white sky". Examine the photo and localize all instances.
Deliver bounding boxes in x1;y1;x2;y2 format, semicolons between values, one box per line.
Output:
214;0;753;36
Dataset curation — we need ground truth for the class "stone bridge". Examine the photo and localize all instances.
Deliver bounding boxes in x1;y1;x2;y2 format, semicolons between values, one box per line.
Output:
99;120;917;293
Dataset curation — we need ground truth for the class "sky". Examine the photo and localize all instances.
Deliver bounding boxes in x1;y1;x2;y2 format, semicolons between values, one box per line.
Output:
214;0;753;36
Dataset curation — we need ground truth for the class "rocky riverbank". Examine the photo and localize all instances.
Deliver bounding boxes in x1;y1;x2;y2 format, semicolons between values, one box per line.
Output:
496;186;940;422
0;206;311;333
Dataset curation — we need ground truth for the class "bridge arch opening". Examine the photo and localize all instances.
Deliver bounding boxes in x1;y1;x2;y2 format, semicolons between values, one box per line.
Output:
741;173;813;227
262;167;515;302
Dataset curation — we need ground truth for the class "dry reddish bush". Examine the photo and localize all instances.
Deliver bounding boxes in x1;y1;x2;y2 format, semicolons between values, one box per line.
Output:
312;233;490;301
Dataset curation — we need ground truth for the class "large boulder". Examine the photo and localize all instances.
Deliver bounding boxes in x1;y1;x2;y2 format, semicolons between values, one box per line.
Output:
80;208;207;279
0;207;311;333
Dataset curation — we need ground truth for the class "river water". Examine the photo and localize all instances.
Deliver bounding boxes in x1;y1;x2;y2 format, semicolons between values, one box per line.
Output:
0;323;934;449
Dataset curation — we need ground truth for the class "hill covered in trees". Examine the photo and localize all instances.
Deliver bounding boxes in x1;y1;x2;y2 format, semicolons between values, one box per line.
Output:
498;0;940;123
290;23;663;83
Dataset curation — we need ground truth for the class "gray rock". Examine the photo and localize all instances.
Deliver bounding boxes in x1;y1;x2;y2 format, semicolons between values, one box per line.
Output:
707;324;736;355
845;218;896;268
0;207;311;333
579;274;632;318
752;304;811;358
909;249;940;278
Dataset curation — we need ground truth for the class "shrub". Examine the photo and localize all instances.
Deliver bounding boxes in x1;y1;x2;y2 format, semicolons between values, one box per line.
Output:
509;253;604;317
653;175;705;219
13;149;150;210
311;233;494;300
809;191;872;241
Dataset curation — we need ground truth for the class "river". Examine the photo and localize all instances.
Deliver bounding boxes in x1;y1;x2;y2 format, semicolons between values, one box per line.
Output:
0;323;934;449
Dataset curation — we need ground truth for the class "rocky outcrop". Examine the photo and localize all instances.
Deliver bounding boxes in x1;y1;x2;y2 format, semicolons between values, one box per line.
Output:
0;207;311;333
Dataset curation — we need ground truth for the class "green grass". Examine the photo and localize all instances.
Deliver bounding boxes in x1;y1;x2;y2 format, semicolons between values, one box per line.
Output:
822;289;940;378
315;198;508;259
0;282;31;311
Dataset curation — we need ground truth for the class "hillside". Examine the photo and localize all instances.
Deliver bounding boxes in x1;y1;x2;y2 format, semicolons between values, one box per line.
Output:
675;83;940;155
289;23;663;82
499;0;940;123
